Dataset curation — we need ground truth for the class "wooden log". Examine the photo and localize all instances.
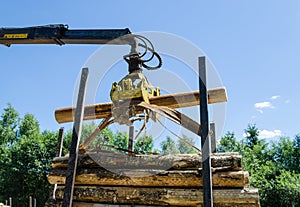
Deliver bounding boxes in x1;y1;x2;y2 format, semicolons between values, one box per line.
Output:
51;152;242;171
52;186;260;207
48;168;249;188
45;199;261;207
46;200;260;207
55;87;227;123
75;202;259;207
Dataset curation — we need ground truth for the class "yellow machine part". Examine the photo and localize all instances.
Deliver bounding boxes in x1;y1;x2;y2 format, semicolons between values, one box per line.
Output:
110;72;160;103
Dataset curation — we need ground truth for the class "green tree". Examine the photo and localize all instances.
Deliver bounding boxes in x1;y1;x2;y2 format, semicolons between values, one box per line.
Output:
0;104;19;145
4;134;52;207
160;136;180;154
134;135;154;154
292;134;300;173
177;135;198;154
244;124;260;149
217;131;240;152
108;131;128;152
0;105;58;207
271;137;295;171
62;122;157;154
19;114;39;138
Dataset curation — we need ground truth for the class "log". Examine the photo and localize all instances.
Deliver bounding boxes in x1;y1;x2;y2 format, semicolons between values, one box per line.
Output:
51;152;242;171
48;168;249;188
51;186;260;207
55;87;227;123
46;200;260;207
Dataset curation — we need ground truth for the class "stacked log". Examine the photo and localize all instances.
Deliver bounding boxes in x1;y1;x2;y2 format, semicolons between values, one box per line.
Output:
45;152;260;207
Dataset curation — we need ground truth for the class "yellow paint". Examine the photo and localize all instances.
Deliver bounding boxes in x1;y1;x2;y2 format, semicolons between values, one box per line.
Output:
3;33;28;39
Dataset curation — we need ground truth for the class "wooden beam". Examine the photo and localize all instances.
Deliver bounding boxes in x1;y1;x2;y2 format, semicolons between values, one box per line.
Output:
52;186;260;207
48;169;249;188
55;87;227;123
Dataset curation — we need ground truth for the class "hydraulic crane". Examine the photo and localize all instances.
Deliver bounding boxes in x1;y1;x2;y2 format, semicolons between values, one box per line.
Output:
0;24;162;125
0;23;227;140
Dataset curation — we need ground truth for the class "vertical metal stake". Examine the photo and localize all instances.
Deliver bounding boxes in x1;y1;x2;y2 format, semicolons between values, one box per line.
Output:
199;56;213;207
53;127;65;199
62;68;89;207
128;125;134;154
210;123;216;153
56;127;65;157
9;197;12;207
34;198;36;207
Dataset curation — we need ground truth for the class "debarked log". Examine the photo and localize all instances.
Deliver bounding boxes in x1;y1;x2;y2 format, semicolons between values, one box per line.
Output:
52;186;260;207
48;168;249;188
51;152;242;171
54;87;227;123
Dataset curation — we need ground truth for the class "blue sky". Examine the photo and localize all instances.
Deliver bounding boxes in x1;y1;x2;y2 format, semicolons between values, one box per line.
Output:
1;1;300;143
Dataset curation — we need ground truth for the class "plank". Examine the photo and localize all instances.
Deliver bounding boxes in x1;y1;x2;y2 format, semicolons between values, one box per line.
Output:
52;187;260;206
55;87;227;123
48;169;249;188
51;152;242;171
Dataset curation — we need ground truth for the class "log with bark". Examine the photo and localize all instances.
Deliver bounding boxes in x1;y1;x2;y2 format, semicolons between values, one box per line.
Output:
48;186;260;207
51;152;242;171
48;168;249;188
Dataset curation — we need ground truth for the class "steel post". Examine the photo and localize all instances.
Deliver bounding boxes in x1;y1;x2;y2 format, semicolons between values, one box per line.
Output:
56;127;65;157
53;127;65;199
128;125;134;154
62;68;89;207
199;56;213;207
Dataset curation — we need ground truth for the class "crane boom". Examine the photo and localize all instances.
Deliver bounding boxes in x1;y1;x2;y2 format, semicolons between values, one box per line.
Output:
0;24;132;47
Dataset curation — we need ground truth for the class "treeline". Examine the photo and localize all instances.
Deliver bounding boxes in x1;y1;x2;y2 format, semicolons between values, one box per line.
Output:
217;125;300;207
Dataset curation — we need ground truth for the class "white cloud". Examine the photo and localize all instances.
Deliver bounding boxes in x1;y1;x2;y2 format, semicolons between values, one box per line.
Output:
285;99;290;104
270;95;280;100
254;101;274;109
258;129;282;139
254;102;273;109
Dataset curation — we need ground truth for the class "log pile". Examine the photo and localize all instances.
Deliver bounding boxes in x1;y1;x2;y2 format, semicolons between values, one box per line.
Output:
45;152;260;206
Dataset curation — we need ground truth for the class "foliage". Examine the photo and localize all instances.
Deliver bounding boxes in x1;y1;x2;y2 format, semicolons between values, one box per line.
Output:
0;104;57;207
0;103;19;145
217;131;240;152
160;135;198;154
177;135;198;154
160;136;180;154
217;124;300;207
244;124;260;149
134;135;154;154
